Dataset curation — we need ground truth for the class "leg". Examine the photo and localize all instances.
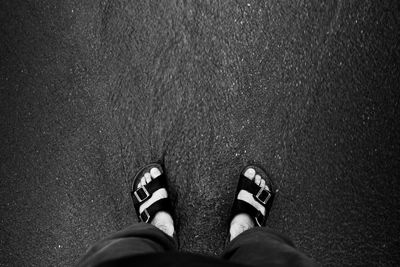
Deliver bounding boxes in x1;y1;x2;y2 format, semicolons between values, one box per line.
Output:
222;227;317;267
77;223;177;266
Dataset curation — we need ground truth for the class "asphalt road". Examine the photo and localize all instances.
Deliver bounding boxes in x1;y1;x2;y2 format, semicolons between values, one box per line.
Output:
1;0;399;266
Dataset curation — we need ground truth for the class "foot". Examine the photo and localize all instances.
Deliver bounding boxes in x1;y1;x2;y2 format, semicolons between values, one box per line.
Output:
229;167;270;241
137;167;175;237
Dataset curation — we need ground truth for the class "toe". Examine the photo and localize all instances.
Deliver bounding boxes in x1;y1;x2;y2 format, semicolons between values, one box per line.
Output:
265;184;270;191
140;176;146;187
260;179;265;189
150;167;162;178
255;174;261;186
144;172;151;183
244;168;256;179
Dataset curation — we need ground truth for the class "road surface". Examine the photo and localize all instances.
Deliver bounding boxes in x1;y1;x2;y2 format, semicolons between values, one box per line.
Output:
1;0;399;265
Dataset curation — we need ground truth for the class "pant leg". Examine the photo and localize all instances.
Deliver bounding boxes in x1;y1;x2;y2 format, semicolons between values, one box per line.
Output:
222;227;318;267
78;223;178;267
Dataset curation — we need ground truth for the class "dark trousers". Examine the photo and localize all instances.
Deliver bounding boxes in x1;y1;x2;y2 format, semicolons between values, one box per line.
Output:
78;223;317;267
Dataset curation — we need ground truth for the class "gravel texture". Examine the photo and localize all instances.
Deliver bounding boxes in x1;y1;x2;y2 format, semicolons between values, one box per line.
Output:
1;0;399;266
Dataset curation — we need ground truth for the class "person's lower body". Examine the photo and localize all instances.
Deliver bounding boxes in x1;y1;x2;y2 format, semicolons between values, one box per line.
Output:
78;163;317;267
223;227;317;267
78;222;317;267
77;223;177;267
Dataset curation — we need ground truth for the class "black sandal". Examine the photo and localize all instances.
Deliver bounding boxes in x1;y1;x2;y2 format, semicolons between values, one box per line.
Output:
131;163;173;223
229;165;276;227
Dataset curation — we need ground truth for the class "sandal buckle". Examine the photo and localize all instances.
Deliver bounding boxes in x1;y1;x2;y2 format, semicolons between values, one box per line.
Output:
140;209;150;223
134;186;150;203
255;187;271;205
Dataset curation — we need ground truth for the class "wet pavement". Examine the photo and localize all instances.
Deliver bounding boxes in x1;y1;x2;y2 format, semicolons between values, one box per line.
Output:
1;0;399;266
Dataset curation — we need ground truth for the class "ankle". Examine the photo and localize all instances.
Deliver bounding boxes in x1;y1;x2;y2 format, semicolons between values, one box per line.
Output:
151;211;174;237
153;222;174;237
229;213;255;241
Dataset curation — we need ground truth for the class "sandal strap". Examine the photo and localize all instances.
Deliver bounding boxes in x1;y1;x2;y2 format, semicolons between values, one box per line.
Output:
131;173;167;208
239;174;273;205
231;199;266;227
138;198;172;223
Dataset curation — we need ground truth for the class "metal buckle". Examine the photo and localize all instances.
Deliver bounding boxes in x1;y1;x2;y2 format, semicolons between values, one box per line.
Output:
255;187;271;205
140;209;150;223
134;186;150;203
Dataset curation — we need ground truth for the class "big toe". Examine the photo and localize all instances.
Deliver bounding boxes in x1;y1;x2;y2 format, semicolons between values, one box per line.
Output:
150;167;162;178
244;168;256;179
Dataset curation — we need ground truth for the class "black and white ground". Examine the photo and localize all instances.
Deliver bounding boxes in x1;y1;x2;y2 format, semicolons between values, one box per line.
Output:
1;1;399;266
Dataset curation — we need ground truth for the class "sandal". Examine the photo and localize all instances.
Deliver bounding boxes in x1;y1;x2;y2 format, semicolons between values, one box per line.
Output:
131;163;173;223
229;165;276;227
